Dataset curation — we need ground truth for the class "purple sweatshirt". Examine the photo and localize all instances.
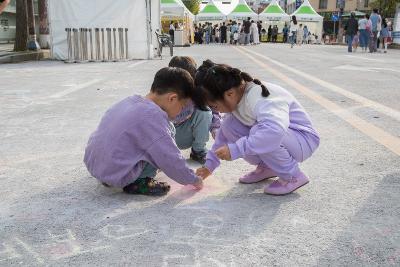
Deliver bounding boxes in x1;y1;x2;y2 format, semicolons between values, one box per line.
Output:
84;95;200;188
205;82;319;172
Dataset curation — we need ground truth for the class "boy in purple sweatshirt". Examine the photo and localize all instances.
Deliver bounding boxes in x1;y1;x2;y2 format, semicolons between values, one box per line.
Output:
168;56;221;164
84;67;203;196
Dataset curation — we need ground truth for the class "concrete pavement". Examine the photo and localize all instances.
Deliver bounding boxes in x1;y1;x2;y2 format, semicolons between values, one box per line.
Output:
1;43;399;266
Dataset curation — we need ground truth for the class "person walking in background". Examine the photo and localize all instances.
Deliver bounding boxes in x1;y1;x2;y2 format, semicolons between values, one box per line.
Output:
303;25;309;44
345;12;358;53
380;17;390;53
369;9;382;53
250;20;260;45
267;25;272;42
243;17;252;45
283;24;289;43
257;21;262;42
290;15;298;48
358;14;369;52
352;32;359;52
297;24;303;45
220;22;227;44
271;25;278;43
169;21;175;44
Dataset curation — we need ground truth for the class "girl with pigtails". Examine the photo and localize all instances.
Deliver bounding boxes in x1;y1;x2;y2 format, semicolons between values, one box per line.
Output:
195;60;320;195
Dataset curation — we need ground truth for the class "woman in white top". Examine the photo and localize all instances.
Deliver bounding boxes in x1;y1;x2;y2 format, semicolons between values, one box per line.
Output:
289;15;298;48
250;20;260;45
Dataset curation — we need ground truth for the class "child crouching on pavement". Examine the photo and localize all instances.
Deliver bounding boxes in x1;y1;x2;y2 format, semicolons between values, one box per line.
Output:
195;61;320;195
84;67;204;196
169;56;221;164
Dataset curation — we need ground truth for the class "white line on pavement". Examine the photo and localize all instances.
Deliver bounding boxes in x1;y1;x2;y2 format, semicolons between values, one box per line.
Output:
49;79;102;99
345;54;384;62
241;47;400;122
127;60;147;69
235;46;400;157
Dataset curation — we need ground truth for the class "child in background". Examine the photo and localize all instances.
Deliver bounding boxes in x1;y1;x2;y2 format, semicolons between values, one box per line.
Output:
196;62;320;195
84;67;203;196
169;56;221;164
352;32;360;52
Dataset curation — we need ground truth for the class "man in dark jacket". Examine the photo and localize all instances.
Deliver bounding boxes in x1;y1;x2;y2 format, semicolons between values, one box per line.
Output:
345;12;359;52
243;17;251;45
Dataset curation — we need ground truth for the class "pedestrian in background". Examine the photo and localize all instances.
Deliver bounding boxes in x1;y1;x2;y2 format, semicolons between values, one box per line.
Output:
290;15;298;48
345;12;358;53
358;14;369;52
251;20;260;45
169;21;175;44
380;17;390;53
297;24;303;45
369;9;382;53
283;24;289;43
243;17;252;45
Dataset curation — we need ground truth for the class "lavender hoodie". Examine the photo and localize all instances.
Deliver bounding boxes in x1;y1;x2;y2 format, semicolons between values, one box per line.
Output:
84;95;200;188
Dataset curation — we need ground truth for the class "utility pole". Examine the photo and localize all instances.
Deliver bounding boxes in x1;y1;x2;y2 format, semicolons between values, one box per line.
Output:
14;0;28;51
38;0;50;49
27;0;40;50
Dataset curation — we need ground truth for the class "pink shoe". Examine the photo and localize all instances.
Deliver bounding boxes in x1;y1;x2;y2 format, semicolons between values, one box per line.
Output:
264;171;309;195
239;165;277;184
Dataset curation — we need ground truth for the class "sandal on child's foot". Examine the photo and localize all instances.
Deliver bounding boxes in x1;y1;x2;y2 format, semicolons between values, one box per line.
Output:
123;177;170;196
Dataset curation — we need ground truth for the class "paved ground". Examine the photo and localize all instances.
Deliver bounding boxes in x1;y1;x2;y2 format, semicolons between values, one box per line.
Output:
1;44;400;266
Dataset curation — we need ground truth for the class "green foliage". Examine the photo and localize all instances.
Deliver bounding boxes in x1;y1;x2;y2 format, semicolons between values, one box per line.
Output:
370;0;400;18
182;0;200;15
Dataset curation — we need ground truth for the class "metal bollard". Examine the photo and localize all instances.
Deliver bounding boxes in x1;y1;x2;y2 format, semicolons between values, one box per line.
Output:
65;28;74;63
113;28;117;61
95;28;100;61
79;28;88;63
73;28;79;62
125;28;128;59
89;28;94;62
106;28;112;61
118;28;125;61
101;28;106;61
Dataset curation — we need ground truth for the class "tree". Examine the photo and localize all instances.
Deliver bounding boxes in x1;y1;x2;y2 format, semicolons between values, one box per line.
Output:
370;0;400;18
182;0;200;15
14;0;28;51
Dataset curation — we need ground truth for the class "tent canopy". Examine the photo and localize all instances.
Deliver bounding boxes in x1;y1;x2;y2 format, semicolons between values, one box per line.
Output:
196;0;226;21
259;0;290;21
48;0;160;60
227;0;258;20
161;0;194;19
291;0;323;22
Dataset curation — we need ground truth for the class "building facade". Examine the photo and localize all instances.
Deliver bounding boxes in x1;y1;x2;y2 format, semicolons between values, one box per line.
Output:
287;0;372;16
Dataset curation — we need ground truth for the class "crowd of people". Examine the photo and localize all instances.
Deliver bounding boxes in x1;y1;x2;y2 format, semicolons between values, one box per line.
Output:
345;8;392;53
190;16;320;47
193;17;260;45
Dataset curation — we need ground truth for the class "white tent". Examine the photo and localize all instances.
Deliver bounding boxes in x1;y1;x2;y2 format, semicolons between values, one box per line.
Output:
196;0;226;21
227;0;258;21
259;0;290;22
48;0;160;60
160;0;194;20
291;0;323;40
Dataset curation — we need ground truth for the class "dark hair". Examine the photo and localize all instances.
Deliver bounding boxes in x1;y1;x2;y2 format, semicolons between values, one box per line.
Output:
200;64;269;102
382;17;387;28
151;67;204;110
292;15;297;25
373;8;378;13
168;56;197;78
366;14;370;19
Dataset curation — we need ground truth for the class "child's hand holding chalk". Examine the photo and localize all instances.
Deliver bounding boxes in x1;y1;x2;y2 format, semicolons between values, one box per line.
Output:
196;167;211;180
